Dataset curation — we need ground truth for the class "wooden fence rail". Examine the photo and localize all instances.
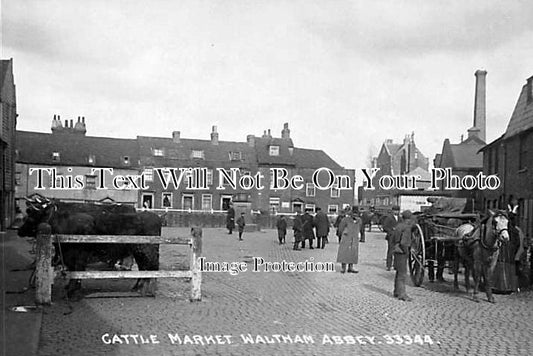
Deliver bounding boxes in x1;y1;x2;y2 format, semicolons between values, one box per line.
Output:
35;224;202;305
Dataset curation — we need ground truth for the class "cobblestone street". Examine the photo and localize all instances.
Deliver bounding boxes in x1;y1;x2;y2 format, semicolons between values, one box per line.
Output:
37;227;533;356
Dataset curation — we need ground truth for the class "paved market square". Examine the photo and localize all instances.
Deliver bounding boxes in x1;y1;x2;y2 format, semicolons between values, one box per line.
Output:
37;227;533;356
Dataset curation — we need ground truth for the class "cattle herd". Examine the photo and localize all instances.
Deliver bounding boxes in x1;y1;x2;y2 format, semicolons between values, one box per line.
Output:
18;194;162;298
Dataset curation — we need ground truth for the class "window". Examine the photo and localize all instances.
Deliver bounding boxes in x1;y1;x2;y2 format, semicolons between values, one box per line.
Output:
182;194;194;210
201;194;212;211
269;145;279;156
143;168;153;182
162;193;172;208
142;194;154;209
191;150;205;159
269;197;280;214
153;148;164;156
85;175;97;190
328;205;338;214
88;154;96;165
207;169;213;186
229;151;242;161
305;204;315;213
306;183;316;197
221;195;233;210
330;183;340;198
123;156;130;165
52;152;60;162
15;171;21;186
519;133;528;170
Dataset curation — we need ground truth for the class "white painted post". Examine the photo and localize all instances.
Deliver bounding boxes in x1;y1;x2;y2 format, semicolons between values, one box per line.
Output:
35;223;53;305
190;227;202;301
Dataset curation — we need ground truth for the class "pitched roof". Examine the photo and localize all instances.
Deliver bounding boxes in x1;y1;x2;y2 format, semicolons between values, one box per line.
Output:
293;148;343;169
448;141;484;169
17;131;139;168
407;166;430;180
137;136;256;167
384;142;401;156
503;77;533;139
255;136;296;166
0;60;9;88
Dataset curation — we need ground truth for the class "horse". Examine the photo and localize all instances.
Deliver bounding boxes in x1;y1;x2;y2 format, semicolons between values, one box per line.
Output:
453;210;509;303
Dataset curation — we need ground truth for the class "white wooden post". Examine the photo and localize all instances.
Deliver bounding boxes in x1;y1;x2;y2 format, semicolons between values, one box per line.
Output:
35;223;53;305
190;227;202;301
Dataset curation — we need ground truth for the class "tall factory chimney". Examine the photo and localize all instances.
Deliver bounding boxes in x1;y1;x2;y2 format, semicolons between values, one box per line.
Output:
469;69;487;142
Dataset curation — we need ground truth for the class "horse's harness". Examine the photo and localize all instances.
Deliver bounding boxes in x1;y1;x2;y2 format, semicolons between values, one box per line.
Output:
461;213;508;252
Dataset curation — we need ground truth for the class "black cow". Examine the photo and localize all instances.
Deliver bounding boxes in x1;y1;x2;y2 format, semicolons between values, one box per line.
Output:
19;195;161;298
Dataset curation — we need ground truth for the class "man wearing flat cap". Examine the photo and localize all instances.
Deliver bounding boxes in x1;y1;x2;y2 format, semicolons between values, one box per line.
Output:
392;210;414;301
382;205;401;271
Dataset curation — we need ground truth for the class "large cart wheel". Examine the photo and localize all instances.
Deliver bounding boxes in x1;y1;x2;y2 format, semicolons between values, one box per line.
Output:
409;224;425;287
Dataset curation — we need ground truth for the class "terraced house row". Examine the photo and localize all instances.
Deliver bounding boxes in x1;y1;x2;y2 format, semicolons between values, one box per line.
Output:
15;120;355;224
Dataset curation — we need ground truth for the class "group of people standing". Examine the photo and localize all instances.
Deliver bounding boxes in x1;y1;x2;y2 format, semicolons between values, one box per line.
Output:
280;206;364;274
277;207;331;249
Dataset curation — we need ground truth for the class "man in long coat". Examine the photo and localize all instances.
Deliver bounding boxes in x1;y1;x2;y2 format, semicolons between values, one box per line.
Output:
301;209;315;249
336;207;361;273
314;207;330;249
382;205;400;271
392;210;414;301
226;203;235;234
292;211;303;250
276;215;287;244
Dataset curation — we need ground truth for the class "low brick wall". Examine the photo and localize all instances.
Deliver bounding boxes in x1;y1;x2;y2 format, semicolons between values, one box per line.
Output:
162;212;227;228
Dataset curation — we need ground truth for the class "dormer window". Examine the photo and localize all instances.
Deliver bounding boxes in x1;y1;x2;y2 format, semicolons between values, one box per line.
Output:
153;148;164;157
269;145;280;156
191;150;205;159
88;154;96;165
229;151;242;161
52;152;60;161
123;156;130;165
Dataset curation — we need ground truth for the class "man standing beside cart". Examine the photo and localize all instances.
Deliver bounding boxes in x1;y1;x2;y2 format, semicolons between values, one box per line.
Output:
392;210;414;301
382;205;401;271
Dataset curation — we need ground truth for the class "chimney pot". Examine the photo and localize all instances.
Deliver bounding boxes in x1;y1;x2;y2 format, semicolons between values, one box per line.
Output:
172;131;181;144
70;119;74;128
246;134;255;147
211;126;219;145
64;119;68;127
281;122;291;139
82;117;85;123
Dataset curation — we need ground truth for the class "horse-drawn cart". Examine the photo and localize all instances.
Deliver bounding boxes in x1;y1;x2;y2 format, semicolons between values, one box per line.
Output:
408;212;480;287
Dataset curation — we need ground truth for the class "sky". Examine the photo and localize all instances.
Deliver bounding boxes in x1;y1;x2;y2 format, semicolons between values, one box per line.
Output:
2;0;533;172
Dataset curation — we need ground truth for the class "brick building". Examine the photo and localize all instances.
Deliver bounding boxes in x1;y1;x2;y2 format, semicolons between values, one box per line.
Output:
480;74;533;237
17;121;354;227
16;116;140;206
138;123;355;222
0;59;17;230
359;132;429;208
433;70;488;212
